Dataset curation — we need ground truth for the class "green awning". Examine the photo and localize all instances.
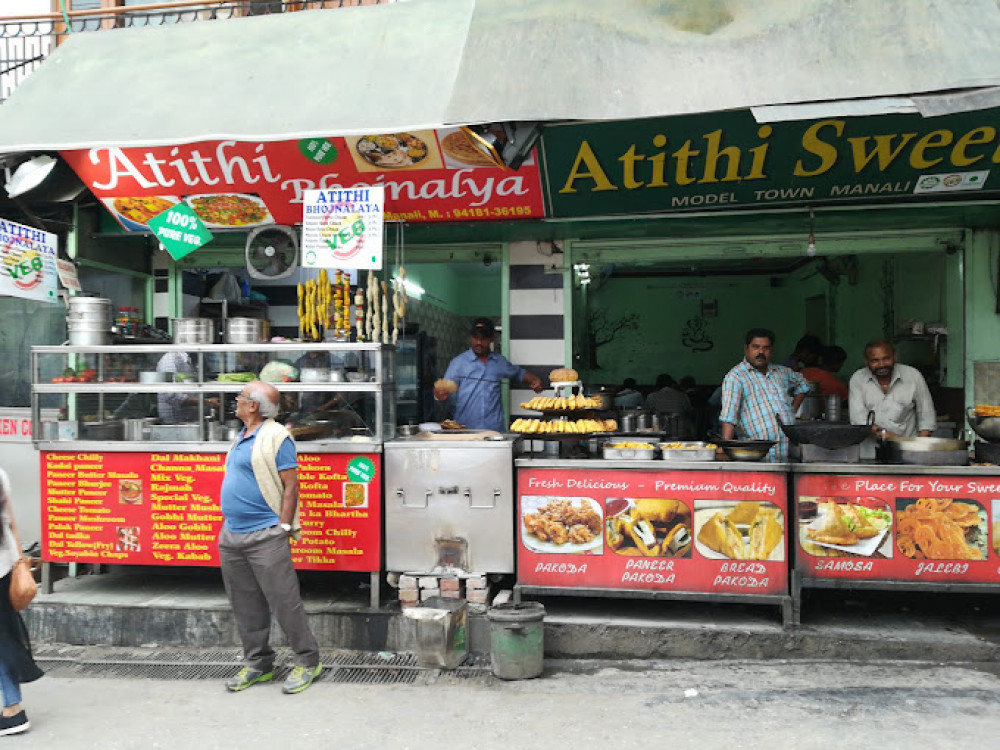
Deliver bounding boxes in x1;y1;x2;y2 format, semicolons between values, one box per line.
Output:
1;0;1000;152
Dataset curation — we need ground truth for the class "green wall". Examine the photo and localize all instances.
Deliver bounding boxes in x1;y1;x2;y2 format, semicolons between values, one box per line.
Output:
577;249;958;390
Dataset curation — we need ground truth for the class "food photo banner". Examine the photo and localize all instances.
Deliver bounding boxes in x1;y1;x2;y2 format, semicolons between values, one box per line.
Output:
41;451;381;572
795;473;1000;585
60;130;545;232
517;467;789;596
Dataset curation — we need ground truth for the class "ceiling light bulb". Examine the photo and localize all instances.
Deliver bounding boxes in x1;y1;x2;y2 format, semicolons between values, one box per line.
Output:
806;235;817;257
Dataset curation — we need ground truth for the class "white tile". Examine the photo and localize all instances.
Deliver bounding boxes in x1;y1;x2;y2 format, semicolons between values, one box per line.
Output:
510;339;566;365
510;288;564;317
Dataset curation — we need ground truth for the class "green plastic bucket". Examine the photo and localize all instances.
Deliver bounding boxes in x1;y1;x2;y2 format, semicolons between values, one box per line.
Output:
486;601;546;680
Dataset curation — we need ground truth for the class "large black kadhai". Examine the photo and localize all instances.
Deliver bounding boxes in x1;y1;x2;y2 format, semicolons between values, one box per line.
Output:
779;421;872;450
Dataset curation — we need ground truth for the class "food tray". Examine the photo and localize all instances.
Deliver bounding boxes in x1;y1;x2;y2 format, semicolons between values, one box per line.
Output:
603;446;658;460
659;442;716;461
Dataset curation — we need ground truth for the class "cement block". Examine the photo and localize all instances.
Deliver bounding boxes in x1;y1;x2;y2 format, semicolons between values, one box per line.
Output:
398;575;418;590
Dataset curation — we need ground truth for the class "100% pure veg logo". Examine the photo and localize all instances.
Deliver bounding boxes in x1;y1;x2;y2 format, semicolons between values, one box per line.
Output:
156;210;204;245
3;238;44;291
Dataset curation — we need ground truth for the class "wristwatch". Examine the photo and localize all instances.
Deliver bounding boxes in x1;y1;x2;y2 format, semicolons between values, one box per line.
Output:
280;523;292;533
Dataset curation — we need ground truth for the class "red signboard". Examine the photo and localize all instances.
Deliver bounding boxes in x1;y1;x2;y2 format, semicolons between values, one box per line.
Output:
795;473;1000;584
60;130;545;229
516;467;788;595
41;451;380;572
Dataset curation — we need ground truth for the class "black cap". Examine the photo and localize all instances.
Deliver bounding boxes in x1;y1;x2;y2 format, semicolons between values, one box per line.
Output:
470;317;496;337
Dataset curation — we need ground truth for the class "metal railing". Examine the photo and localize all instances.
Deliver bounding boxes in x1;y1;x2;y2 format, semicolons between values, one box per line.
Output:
0;1;388;101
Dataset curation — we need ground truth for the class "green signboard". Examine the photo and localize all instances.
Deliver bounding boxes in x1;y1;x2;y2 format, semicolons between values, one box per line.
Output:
540;107;1000;218
147;204;214;260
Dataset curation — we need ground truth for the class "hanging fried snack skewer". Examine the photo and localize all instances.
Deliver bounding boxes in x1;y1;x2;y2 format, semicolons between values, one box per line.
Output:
296;283;305;340
354;287;365;341
381;280;389;343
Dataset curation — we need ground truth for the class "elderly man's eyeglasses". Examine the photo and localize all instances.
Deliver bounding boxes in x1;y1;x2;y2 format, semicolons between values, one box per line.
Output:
235;393;255;403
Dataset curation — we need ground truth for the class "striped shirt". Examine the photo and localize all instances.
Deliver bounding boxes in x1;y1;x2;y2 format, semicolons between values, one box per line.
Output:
720;359;810;462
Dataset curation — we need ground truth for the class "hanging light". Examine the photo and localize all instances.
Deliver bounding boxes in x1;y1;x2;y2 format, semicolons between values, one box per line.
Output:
4;154;86;202
806;207;817;257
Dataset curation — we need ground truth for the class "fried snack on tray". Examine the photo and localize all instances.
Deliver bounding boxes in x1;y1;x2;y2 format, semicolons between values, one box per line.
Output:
440;419;464;430
520;394;602;411
434;378;459;394
510;417;616;434
895;497;983;560
523;499;601;546
975;404;1000;417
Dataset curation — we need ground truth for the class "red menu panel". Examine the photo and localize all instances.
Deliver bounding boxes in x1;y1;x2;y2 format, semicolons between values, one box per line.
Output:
795;473;1000;584
516;467;788;596
41;451;380;572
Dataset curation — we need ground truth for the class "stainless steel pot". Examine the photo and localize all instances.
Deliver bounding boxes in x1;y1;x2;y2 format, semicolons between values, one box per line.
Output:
880;435;969;466
224;317;270;344
67;296;112;345
172;318;216;344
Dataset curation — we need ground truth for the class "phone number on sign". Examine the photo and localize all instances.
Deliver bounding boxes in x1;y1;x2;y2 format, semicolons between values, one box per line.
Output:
450;206;535;219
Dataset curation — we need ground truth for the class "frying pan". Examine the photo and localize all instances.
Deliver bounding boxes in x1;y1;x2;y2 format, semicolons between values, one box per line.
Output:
778;411;874;450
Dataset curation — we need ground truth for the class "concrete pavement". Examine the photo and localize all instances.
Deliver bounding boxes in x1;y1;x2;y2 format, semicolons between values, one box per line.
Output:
12;657;1000;749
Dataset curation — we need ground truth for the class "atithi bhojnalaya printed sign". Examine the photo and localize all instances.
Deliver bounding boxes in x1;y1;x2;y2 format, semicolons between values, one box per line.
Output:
301;187;384;270
0;218;58;303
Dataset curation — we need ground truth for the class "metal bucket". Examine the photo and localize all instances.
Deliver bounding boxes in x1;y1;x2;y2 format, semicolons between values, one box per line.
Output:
224;317;270;344
172;318;216;344
487;602;546;680
67;296;112;345
122;418;158;441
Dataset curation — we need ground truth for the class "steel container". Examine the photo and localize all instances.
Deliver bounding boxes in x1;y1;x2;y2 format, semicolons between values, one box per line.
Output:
172;318;216;344
384;436;518;573
224;317;270;344
67;296;112;345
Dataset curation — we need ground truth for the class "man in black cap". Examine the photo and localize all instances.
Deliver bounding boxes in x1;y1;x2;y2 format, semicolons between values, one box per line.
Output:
433;317;543;432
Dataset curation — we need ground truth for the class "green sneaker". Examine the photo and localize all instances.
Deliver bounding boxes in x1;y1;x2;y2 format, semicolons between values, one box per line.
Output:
225;667;274;692
282;664;322;694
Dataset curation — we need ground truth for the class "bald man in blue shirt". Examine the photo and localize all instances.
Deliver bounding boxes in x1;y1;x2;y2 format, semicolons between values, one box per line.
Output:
433;318;543;432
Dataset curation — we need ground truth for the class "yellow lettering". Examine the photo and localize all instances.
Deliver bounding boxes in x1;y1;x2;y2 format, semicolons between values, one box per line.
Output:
701;129;742;183
558;141;617;193
952;126;995;166
647;134;669;187
745;125;772;180
672;140;700;185
909;129;953;169
618;144;645;189
794;120;843;177
848;132;916;172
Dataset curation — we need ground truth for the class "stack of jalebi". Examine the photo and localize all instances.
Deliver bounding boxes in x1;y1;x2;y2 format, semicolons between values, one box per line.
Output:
895;497;983;560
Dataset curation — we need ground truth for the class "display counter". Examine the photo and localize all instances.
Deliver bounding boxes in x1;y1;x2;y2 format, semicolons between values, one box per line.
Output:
31;343;394;607
514;458;794;625
789;462;1000;625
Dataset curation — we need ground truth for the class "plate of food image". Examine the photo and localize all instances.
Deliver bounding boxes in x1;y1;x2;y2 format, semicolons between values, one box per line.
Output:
521;496;603;554
106;196;181;230
184;193;273;228
802;499;891;557
694;501;785;561
118;479;142;505
355;133;429;169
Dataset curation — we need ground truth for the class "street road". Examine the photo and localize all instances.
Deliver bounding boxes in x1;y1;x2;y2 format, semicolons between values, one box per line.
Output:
11;658;1000;748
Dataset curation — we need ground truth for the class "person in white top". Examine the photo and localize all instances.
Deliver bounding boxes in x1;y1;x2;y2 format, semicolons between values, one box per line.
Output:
0;468;43;736
848;340;936;448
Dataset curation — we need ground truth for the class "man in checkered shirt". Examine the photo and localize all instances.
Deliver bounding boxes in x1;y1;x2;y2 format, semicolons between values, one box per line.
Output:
720;328;811;462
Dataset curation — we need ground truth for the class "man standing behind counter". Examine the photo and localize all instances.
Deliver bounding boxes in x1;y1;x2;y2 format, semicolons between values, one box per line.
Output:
720;328;811;462
219;380;321;695
433;318;543;432
849;340;935;446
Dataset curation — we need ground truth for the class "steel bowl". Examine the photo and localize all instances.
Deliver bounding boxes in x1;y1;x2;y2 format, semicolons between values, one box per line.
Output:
968;408;1000;442
711;436;775;462
397;424;419;437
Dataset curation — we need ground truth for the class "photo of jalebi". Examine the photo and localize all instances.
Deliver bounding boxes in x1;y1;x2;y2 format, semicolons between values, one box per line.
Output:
895;498;985;560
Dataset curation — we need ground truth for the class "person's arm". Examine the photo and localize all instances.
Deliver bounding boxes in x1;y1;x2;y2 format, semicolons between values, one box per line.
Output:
790;370;809;412
278;467;298;526
914;372;937;437
434;359;460;402
848;372;875;432
521;370;543;393
718;376;739;440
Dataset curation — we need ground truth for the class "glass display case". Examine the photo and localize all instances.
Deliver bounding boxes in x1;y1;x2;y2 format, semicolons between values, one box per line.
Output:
31;342;396;449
